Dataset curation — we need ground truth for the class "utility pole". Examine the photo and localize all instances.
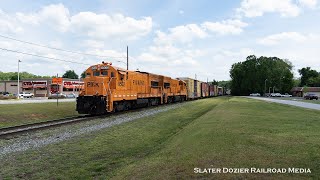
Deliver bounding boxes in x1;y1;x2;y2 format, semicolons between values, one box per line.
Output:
17;60;21;99
126;45;128;70
264;79;268;97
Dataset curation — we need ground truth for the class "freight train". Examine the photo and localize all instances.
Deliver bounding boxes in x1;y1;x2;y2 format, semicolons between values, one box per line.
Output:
76;62;221;115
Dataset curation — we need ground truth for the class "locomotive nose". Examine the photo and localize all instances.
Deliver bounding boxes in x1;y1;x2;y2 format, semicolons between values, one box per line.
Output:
84;77;109;96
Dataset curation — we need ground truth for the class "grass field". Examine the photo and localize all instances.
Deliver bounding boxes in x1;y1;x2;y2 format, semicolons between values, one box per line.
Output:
1;97;320;179
0;102;78;128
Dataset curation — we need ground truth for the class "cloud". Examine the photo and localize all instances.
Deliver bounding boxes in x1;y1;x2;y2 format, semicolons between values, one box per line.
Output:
237;0;301;17
298;0;318;8
16;4;70;32
10;4;153;39
0;10;23;33
202;19;248;35
258;32;311;45
154;19;248;46
70;12;152;40
155;24;207;45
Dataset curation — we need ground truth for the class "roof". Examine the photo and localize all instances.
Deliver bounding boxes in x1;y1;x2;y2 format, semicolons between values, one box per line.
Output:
291;87;320;92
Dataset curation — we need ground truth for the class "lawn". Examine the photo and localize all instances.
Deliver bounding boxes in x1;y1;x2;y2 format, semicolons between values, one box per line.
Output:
0;102;78;128
1;97;319;179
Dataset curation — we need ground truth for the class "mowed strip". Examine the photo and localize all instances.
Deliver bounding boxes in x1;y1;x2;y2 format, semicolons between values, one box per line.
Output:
1;97;320;179
114;97;320;179
0;102;78;128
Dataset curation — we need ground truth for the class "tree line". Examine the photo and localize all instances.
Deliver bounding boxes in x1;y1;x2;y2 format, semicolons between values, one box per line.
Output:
298;67;320;87
229;55;294;96
0;71;53;81
0;70;82;80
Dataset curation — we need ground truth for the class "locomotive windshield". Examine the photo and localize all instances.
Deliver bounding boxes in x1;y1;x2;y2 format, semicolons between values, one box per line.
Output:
101;71;108;76
93;71;100;76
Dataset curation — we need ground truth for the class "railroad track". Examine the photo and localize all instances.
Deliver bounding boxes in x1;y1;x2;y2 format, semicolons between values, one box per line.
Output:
0;115;106;138
0;101;188;139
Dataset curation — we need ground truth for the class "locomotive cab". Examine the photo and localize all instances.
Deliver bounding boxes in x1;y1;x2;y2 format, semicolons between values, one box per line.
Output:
77;62;121;114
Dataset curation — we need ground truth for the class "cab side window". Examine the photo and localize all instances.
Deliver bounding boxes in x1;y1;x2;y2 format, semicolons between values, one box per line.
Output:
111;72;115;77
101;71;108;76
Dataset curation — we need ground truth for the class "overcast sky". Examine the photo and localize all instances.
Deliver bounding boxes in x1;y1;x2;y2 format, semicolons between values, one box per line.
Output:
0;0;319;81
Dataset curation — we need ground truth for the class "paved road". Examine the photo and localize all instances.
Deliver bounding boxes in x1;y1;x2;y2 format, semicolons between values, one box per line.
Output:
0;98;75;104
246;96;320;110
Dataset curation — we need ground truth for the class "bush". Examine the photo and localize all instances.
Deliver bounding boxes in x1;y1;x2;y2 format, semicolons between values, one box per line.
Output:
0;95;17;100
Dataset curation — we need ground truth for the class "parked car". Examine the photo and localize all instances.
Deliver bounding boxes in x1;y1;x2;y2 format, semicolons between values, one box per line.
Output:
270;93;282;97
281;93;292;97
0;92;10;95
304;93;318;100
19;92;34;98
66;93;77;98
48;93;66;99
249;93;261;96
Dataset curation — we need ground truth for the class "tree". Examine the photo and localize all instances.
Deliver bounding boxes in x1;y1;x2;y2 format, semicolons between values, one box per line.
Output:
229;55;294;95
0;71;52;80
298;67;319;87
211;79;218;85
62;70;79;79
81;71;86;79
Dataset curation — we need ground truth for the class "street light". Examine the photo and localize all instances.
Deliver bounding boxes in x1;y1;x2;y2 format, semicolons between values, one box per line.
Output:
17;60;21;99
269;87;272;95
264;79;268;97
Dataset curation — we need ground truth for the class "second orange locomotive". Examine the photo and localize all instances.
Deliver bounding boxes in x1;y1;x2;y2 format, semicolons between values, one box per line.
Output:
77;62;187;114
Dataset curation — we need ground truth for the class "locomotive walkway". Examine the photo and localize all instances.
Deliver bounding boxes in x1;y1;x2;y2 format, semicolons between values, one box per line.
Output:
246;96;320;110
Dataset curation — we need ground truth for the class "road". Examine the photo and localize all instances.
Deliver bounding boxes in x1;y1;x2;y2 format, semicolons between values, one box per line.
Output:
246;96;320;110
0;98;75;104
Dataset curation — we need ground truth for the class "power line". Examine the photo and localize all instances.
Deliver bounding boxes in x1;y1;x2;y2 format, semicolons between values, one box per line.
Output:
0;34;126;59
0;47;92;65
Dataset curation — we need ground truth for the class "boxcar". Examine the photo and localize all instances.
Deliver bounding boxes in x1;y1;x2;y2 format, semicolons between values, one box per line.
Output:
201;82;209;98
178;77;196;99
209;84;214;96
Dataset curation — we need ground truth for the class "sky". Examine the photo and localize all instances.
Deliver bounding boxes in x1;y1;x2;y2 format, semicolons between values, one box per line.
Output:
0;0;320;81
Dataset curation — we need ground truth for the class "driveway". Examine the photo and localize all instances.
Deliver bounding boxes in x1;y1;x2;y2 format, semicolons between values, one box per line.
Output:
246;96;320;110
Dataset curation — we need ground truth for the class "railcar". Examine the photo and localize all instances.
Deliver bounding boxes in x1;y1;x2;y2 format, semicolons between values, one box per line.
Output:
214;85;218;97
76;62;187;115
201;82;209;98
209;84;215;97
177;77;195;100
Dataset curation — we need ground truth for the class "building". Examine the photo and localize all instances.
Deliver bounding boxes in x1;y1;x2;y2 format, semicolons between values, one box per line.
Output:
290;87;320;97
0;78;84;97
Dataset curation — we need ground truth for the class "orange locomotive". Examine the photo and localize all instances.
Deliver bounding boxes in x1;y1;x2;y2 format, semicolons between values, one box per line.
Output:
76;62;187;114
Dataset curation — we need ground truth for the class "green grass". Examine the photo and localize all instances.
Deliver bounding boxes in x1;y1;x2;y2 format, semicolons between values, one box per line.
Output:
0;102;78;128
1;97;320;179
